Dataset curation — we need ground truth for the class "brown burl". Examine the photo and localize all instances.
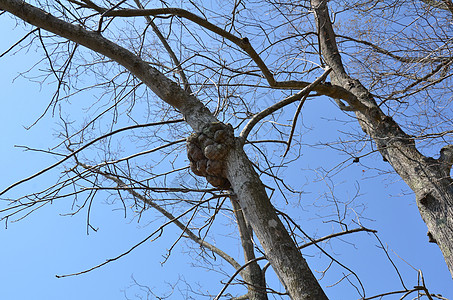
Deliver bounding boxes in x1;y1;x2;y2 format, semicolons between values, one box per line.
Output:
187;122;235;189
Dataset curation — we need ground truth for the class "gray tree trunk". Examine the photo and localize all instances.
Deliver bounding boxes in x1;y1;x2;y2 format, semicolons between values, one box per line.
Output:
311;0;453;278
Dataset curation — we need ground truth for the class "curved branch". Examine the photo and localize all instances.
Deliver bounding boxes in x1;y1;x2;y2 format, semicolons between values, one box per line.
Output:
103;7;351;99
240;67;331;140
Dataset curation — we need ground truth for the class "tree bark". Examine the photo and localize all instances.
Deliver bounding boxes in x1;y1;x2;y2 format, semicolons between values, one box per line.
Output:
0;0;328;297
311;0;453;278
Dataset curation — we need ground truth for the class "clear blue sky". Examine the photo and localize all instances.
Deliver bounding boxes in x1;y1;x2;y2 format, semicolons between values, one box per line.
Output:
1;9;452;300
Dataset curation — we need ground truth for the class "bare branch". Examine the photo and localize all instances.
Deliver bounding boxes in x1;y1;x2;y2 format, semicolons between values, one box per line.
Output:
0;119;183;196
56;195;214;278
132;0;192;94
337;34;451;64
240;67;331;140
102;7;350;99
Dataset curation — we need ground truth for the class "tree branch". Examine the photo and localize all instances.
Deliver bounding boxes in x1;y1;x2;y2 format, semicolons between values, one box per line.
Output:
60;162;244;276
337;34;451;64
132;0;193;93
240;67;331;140
0;119;183;196
0;0;217;131
102;7;350;99
231;195;267;299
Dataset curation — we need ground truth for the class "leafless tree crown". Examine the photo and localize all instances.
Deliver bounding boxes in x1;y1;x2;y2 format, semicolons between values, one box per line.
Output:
0;0;452;299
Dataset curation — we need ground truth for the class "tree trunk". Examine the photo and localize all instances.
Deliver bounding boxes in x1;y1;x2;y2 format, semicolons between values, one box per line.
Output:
226;144;328;299
0;0;329;297
311;0;453;277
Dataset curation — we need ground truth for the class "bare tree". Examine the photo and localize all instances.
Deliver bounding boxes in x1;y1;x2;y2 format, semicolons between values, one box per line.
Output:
0;0;452;299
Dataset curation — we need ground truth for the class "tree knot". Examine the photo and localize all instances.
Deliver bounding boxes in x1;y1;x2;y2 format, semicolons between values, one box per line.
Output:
417;191;437;208
427;231;438;244
187;122;235;188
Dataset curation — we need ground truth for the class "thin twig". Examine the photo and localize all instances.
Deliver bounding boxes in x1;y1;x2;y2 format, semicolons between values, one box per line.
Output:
56;196;213;278
282;91;310;157
0;119;183;196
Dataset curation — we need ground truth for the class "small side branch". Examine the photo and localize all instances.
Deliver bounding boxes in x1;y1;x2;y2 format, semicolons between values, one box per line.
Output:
132;0;192;93
56;164;243;278
240;67;331;140
283;92;310;157
0;119;183;196
100;7;350;99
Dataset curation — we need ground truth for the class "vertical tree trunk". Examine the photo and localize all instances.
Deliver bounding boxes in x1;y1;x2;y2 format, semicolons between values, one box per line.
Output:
311;0;453;277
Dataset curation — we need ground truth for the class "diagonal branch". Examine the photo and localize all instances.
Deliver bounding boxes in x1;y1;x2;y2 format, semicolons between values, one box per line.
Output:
101;7;351;99
66;162;244;274
132;0;193;93
0;119;183;196
240;67;331;140
337;34;451;64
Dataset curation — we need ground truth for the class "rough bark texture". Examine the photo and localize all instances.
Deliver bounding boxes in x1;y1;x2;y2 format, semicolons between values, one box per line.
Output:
311;0;453;277
0;0;328;297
